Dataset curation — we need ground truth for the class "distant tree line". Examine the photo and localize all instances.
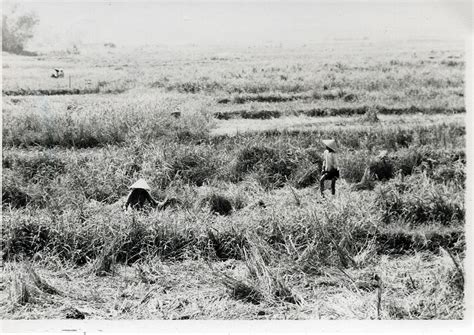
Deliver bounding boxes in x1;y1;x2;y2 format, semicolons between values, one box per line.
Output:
2;6;39;55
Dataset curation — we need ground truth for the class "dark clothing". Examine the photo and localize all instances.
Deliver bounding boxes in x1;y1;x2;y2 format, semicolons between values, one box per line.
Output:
322;169;339;180
320;168;339;196
125;188;157;210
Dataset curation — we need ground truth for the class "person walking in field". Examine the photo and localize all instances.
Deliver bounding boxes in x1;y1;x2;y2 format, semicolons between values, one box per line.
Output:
320;139;340;197
124;178;158;210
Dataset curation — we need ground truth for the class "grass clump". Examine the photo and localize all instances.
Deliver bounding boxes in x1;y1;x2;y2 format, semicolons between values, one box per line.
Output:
376;174;464;226
369;153;394;181
243;244;303;305
430;161;465;186
256;158;298;189
338;150;370;183
390;146;465;187
3;151;66;182
234;146;276;175
362;106;380;123
375;226;464;254
10;272;32;305
217;271;264;304
169;149;219;186
2;216;52;260
26;264;64;296
206;228;248;260
203;194;233;216
293;164;321;189
2;183;32;209
233;145;298;189
93;243;117;276
216;242;302;305
63;157;128;204
8;263;64;307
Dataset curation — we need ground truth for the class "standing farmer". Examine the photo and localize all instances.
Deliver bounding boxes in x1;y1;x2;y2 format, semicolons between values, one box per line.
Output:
320;139;340;197
124;178;158;210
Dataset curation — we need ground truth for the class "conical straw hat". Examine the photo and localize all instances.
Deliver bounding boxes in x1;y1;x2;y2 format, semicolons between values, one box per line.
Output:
129;178;151;191
322;139;338;151
377;150;388;159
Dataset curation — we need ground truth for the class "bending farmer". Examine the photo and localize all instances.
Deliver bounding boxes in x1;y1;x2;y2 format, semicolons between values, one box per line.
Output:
124;178;158;210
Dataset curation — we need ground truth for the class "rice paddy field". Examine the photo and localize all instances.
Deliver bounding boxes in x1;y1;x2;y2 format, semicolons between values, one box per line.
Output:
1;39;467;320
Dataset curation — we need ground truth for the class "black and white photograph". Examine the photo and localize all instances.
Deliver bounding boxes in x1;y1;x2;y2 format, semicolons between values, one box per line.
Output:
1;0;473;332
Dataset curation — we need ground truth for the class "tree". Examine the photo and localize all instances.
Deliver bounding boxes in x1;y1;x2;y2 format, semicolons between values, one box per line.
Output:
2;5;39;54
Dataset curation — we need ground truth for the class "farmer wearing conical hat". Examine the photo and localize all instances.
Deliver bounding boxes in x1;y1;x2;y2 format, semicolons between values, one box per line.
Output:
320;139;340;197
124;178;158;210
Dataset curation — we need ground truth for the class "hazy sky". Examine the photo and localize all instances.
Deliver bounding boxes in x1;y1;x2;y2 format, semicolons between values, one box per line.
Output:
4;0;472;48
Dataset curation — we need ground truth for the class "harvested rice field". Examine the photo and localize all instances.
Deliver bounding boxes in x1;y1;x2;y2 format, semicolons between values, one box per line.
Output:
1;3;469;325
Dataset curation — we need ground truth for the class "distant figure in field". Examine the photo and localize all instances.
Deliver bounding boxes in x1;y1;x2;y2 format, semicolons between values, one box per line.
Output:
320;139;340;197
51;68;64;78
124;179;158;210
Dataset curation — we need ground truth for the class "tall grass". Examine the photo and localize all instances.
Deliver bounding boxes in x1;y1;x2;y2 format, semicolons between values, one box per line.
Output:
376;173;464;226
2;93;213;148
7;169;462;266
2;134;465;212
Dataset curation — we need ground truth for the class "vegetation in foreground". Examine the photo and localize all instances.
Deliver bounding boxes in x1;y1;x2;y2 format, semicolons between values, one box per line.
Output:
1;41;466;319
1;114;465;319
